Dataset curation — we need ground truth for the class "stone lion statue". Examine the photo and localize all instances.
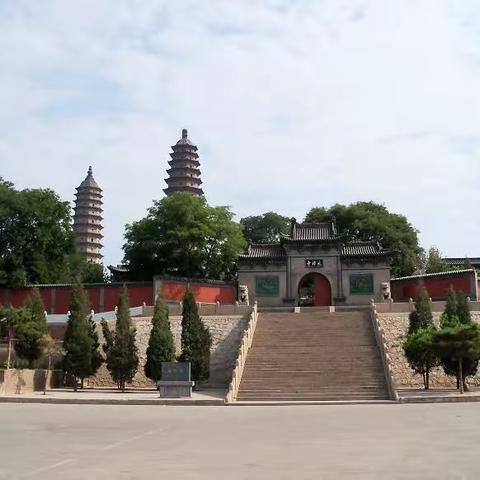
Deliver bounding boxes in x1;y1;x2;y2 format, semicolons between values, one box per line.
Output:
381;282;391;301
239;285;249;305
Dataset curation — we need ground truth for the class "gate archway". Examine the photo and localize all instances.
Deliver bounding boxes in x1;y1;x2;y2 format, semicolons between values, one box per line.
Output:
297;273;332;307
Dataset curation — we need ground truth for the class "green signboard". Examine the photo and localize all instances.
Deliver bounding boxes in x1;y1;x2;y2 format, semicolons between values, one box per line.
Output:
350;274;374;295
255;275;280;297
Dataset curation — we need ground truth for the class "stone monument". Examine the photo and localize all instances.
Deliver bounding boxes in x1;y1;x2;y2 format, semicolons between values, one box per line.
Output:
157;362;194;398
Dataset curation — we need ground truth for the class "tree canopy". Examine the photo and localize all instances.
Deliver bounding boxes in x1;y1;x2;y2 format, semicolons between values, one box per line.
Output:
123;192;246;281
305;201;421;277
0;178;105;287
422;247;448;274
240;212;291;244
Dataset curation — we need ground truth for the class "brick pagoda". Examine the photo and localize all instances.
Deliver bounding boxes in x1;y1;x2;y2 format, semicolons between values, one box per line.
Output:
164;129;203;196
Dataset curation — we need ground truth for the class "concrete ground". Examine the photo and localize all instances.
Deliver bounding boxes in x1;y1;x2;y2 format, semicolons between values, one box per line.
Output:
1;403;480;480
0;388;225;405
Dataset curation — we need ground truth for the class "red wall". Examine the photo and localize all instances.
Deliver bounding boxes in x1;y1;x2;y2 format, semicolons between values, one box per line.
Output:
392;272;476;302
0;283;154;314
0;279;237;314
160;280;236;304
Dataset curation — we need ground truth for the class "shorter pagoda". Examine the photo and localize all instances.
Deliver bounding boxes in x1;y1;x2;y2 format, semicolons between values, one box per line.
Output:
73;166;103;264
164;129;203;196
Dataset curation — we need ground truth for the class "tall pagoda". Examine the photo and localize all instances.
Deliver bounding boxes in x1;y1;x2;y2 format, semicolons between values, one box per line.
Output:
73;166;103;264
164;129;204;196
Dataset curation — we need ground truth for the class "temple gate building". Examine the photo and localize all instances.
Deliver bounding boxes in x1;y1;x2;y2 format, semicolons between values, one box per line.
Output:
164;129;203;196
73;166;103;264
238;220;393;306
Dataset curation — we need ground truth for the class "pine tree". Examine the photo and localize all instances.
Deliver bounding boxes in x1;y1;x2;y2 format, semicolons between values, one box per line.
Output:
433;323;480;394
179;290;212;382
437;288;478;391
14;288;48;368
404;287;437;388
63;285;93;391
407;286;433;335
102;287;139;391
403;328;438;389
144;296;175;382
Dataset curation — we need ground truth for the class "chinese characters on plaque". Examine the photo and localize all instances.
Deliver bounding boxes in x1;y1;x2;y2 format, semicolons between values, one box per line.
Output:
305;259;324;268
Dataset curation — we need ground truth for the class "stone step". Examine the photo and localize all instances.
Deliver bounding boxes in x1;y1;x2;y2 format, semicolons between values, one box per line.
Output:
237;310;388;402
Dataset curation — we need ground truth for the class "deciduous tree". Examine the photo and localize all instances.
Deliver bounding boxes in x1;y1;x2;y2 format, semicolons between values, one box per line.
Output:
0;178;106;286
240;212;291;244
305;201;421;277
14;288;47;368
123;192;245;281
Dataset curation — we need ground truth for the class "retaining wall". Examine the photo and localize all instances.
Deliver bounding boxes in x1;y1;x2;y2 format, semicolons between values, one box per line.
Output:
378;312;480;388
86;314;249;389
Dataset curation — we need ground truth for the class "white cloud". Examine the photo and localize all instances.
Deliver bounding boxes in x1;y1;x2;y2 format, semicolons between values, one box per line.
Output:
1;0;480;266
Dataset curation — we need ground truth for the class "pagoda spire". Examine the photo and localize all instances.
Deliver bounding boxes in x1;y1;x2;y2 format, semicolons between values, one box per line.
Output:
164;129;204;196
73;167;104;264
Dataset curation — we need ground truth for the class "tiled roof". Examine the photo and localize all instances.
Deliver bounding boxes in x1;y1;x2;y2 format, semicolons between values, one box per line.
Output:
341;242;386;257
392;269;475;282
78;166;100;190
239;244;286;260
444;257;480;266
291;222;335;241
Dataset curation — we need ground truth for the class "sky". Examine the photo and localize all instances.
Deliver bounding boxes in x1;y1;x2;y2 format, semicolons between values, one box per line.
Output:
1;0;480;267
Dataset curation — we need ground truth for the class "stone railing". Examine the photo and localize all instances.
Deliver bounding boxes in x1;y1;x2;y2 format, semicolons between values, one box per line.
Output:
142;302;251;317
370;301;399;401
225;302;258;403
375;300;480;314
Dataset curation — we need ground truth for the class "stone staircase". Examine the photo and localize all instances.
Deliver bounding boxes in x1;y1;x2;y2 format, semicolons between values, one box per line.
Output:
236;310;389;402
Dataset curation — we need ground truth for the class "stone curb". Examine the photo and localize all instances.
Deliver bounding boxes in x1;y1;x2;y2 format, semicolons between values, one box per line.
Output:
0;397;225;406
398;395;480;404
228;400;397;406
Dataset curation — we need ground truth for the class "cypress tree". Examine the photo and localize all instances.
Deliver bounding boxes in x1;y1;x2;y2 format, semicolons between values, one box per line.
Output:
403;328;438;389
14;288;47;368
87;313;103;382
63;285;93;391
179;290;212;382
433;323;480;394
441;287;458;328
144;296;175;382
408;286;434;335
438;288;478;391
456;291;471;325
102;287;139;391
404;287;437;388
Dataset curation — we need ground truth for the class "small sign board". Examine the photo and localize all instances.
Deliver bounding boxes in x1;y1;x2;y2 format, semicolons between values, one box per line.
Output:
305;259;324;268
161;362;191;382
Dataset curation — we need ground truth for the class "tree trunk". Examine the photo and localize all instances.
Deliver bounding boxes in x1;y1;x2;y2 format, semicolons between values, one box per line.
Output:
456;373;460;390
73;377;78;392
458;359;464;394
81;378;84;389
426;368;430;390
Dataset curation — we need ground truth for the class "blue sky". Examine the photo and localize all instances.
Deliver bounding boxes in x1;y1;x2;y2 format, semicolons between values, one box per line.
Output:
1;0;480;267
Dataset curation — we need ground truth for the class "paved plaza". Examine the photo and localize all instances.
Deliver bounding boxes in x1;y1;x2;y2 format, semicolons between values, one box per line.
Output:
1;403;480;479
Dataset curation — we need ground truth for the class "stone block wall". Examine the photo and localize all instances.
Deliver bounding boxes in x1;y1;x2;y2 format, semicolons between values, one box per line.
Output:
378;312;480;388
0;369;63;395
87;314;249;389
